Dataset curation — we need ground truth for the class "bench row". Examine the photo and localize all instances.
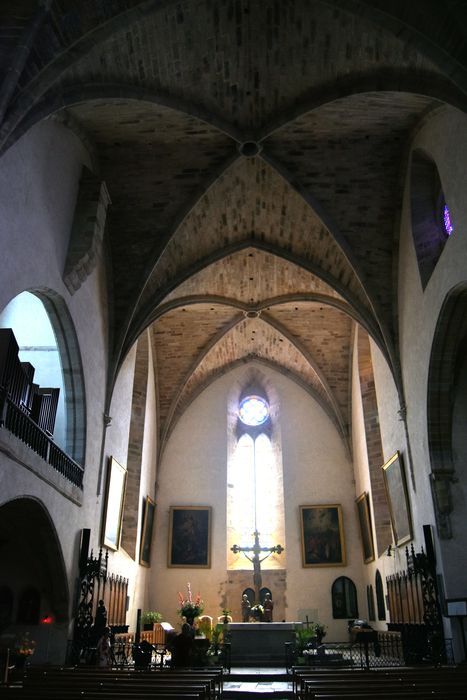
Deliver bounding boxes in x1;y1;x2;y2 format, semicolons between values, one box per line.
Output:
291;666;467;699
0;690;204;700
2;665;224;700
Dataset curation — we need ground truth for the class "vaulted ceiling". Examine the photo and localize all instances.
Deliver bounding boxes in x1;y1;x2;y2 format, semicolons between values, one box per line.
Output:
2;0;467;454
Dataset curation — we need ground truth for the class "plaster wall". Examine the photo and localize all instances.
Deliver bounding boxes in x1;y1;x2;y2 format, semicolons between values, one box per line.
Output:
398;105;467;598
92;335;160;632
0;121;111;656
0;120;163;656
151;363;363;641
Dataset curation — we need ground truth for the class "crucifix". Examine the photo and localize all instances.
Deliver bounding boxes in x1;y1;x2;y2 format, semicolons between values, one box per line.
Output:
231;530;284;602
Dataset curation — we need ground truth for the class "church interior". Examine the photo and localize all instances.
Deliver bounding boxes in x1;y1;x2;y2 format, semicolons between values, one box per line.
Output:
1;0;467;679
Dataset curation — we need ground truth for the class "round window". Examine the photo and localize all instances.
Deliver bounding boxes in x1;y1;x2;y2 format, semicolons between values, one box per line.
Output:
238;395;269;426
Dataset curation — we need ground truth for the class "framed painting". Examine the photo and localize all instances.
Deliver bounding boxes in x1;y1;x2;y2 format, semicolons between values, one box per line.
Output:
300;504;346;567
356;492;375;564
102;457;127;550
168;506;212;568
382;451;413;547
139;496;156;567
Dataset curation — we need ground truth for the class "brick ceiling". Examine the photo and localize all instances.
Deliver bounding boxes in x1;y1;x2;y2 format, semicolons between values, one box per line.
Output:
2;0;467;451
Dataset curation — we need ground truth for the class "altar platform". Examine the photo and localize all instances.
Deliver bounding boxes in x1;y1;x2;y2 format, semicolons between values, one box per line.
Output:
223;667;292;698
227;622;299;667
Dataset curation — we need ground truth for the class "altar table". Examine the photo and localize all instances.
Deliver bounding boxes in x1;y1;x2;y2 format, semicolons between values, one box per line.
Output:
227;622;301;666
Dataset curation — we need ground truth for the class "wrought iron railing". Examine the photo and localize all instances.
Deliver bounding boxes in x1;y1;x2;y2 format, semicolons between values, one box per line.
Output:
0;388;84;488
286;635;454;673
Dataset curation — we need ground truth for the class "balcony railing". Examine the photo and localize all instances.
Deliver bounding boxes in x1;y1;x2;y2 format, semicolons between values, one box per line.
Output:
0;387;84;488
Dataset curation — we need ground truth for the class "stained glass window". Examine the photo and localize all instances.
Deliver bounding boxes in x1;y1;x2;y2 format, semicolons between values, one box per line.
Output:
238;395;269;426
227;390;284;571
443;204;453;237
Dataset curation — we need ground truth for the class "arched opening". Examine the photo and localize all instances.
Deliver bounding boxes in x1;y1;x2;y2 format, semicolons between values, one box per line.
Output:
375;570;386;621
332;576;358;619
427;283;467;640
16;587;41;625
227;386;285;564
410;149;453;290
427;284;467;539
0;586;13;631
367;584;375;622
0;498;70;662
0;290;86;464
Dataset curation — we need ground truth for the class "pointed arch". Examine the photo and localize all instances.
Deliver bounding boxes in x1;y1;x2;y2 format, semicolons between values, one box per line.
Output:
0;497;70;623
0;288;86;466
427;283;467;538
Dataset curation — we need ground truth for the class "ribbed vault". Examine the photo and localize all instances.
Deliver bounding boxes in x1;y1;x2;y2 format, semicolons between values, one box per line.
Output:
2;0;467;461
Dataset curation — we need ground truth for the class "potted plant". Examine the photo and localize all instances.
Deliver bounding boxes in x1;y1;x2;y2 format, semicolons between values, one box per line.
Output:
206;626;224;665
141;611;162;630
221;608;231;624
294;627;316;654
313;622;327;644
294;623;327;664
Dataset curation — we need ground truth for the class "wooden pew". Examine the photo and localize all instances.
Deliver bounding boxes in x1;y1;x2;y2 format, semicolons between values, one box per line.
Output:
313;693;467;700
292;665;467;699
0;690;202;700
303;679;467;699
17;664;223;700
2;679;208;699
24;664;222;685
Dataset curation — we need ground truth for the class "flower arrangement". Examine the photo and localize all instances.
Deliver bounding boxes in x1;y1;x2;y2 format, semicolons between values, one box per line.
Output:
16;632;36;656
250;603;264;619
177;582;204;620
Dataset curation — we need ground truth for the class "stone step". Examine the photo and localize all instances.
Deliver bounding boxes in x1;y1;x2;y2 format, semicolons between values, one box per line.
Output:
223;682;293;699
223;670;293;699
229;659;289;668
226;672;289;682
224;692;293;698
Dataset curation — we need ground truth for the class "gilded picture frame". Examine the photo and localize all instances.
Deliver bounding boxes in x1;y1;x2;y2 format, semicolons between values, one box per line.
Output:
168;506;212;568
102;456;127;550
300;504;346;567
356;492;375;564
139;496;156;567
382;451;413;547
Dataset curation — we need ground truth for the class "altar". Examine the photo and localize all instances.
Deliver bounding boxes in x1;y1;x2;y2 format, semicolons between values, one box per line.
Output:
227;622;300;666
